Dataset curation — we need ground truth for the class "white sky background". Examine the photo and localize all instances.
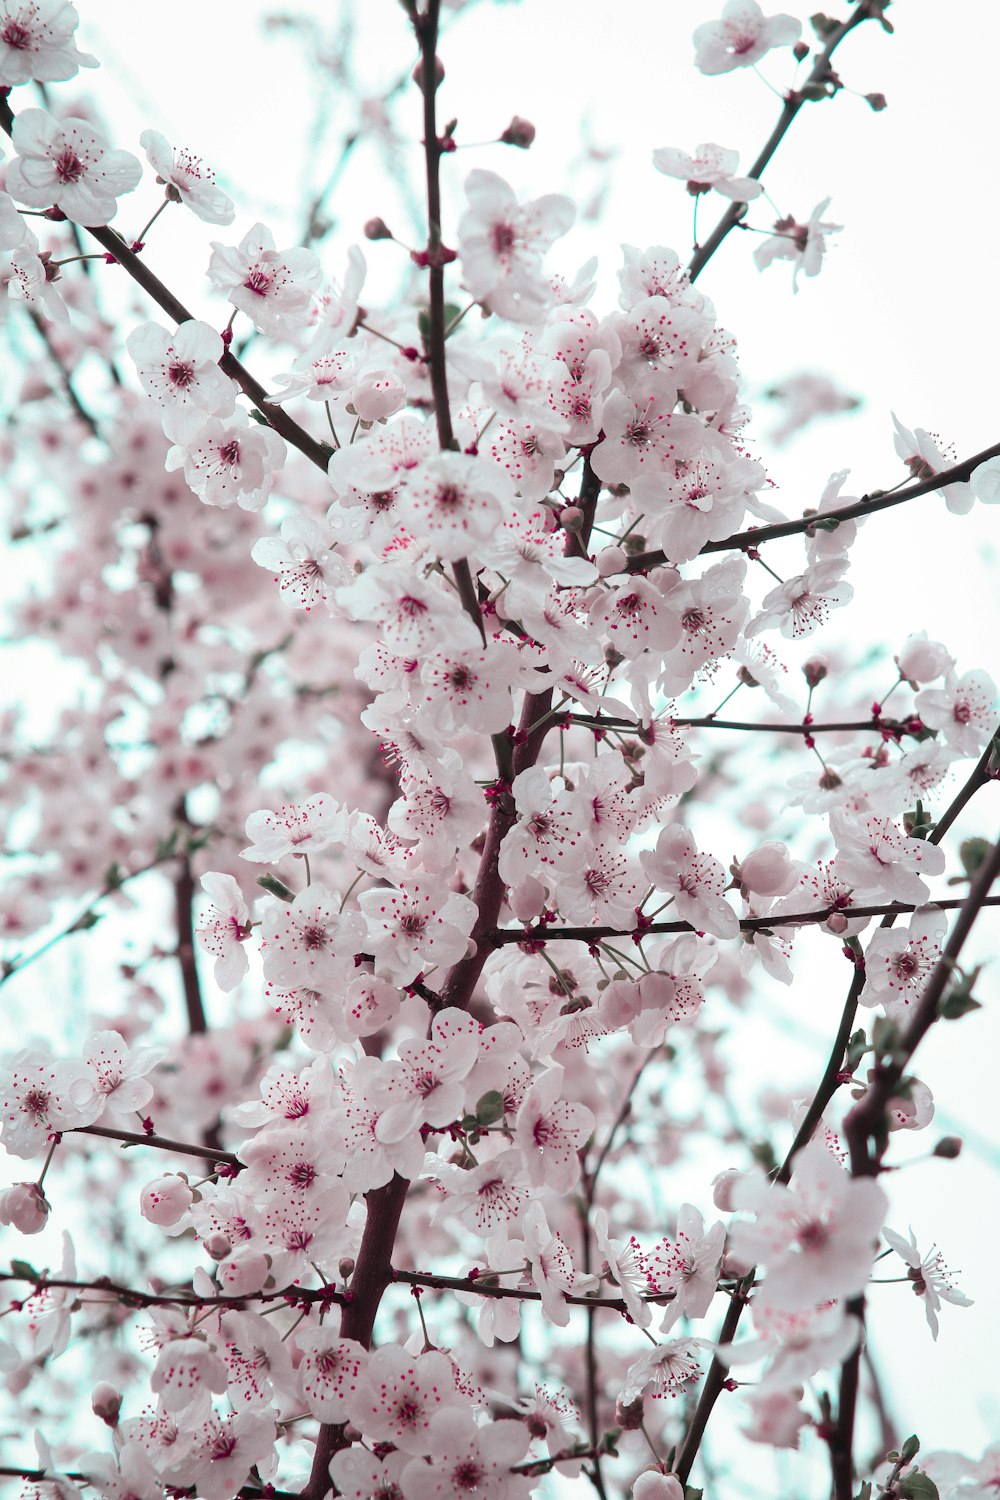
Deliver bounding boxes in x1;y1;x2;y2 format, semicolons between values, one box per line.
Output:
4;0;1000;1488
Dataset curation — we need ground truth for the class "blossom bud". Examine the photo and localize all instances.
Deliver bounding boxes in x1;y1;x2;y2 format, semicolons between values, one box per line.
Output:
350;370;406;423
711;1167;743;1212
865;92;888;111
825;910;849;935
802;657;828;687
499;115;536;148
364;217;393;241
0;1181;50;1234
339;1257;356;1281
596;545;627;577
411;55;444;90
615;1394;645;1430
633;1473;684;1500
933;1136;963;1159
203;1233;232;1261
738;841;797;897
140;1173;193;1227
509;876;547;923
91;1382;123;1427
895;630;952;684
559;505;584;532
792;41;810;60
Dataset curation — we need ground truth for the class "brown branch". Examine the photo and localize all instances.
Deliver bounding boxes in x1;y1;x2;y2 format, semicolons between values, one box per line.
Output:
489;894;1000;947
0;1270;341;1311
626;440;1000;572
72;1123;242;1169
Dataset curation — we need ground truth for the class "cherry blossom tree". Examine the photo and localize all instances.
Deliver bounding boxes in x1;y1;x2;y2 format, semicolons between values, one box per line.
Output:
1;3;998;1500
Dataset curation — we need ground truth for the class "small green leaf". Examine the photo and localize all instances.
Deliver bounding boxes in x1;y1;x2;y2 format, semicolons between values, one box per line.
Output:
960;837;993;877
475;1090;505;1126
898;1471;938;1500
938;989;982;1020
901;1435;920;1462
10;1259;40;1281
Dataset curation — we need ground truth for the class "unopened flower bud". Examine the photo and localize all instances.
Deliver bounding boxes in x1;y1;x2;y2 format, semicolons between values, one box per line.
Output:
140;1173;193;1227
865;92;888;111
895;630;952;684
933;1136;963;1159
738;841;797;897
339;1257;356;1281
91;1382;123;1427
633;1472;684;1500
792;40;810;60
350;370;405;423
825;910;849;935
596;545;626;577
364;217;393;241
711;1167;742;1212
559;505;584;532
0;1181;50;1234
615;1394;645;1430
411;55;444;90
499;115;536;148
203;1232;232;1261
802;657;828;687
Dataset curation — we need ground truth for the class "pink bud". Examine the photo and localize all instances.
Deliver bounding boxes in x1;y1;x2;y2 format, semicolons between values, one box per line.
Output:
140;1173;193;1227
350;370;406;423
711;1168;743;1212
508;876;547;923
91;1382;123;1426
633;1473;684;1500
559;505;584;532
596;546;627;577
0;1181;50;1234
411;55;445;90
203;1233;232;1261
895;630;952;684
802;657;828;687
364;217;393;241
825;910;849;935
499;115;536;148
739;842;797;897
218;1247;271;1296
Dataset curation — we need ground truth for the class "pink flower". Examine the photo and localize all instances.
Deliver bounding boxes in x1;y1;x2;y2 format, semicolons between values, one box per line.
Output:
207;222;321;336
0;1;97;85
126;320;236;416
358;878;477;986
693;0;801;74
1;1048;102;1158
140;1173;194;1228
860;906;946;1017
400;1409;532;1500
753;199;841;292
916;669;997;754
640;825;739;939
830;811;945;904
729;1141;886;1310
653;143;763;201
514;1067;595;1194
458;168;575;325
6;108;141;224
140;130;234;225
882;1226;973;1340
196;872;253;991
621;1337;712;1402
150;1336;229;1414
346;1346;463;1454
295;1329;369;1421
644;1204;726;1333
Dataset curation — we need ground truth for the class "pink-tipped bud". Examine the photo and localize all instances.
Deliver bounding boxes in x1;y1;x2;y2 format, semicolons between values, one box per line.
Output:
711;1168;743;1212
802;657;828;687
499;115;536;148
91;1382;123;1427
203;1233;232;1261
0;1181;50;1234
559;505;584;532
364;217;393;241
596;545;626;577
825;910;849;935
139;1173;193;1227
738;841;797;897
895;630;952;684
350;370;405;423
633;1473;684;1500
